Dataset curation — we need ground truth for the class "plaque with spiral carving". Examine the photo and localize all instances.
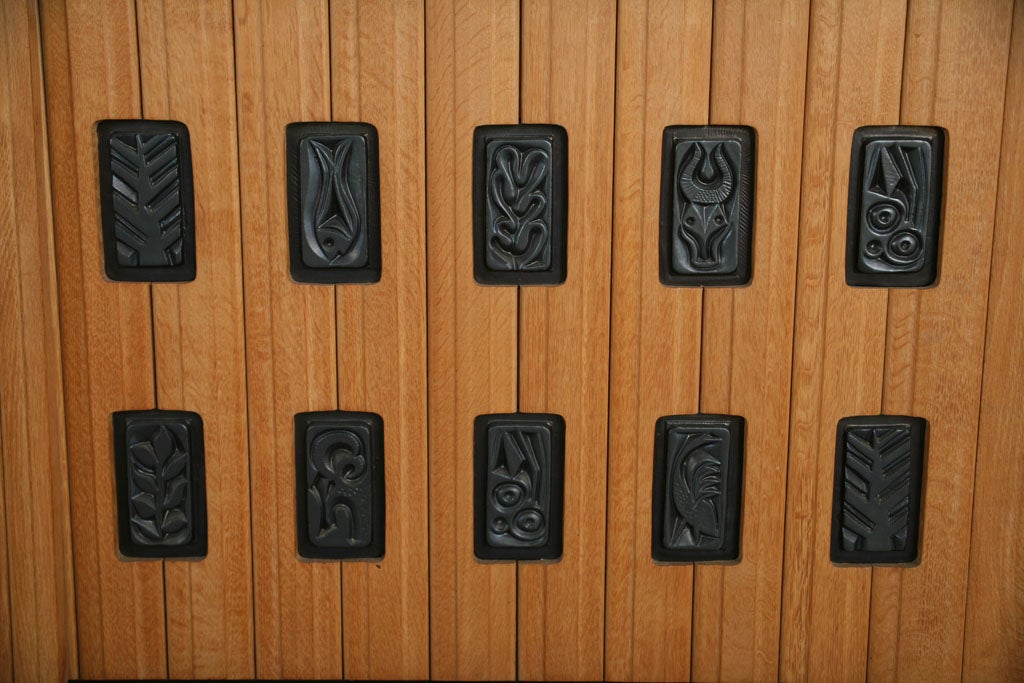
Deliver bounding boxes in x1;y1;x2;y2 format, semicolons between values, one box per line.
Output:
652;414;744;563
847;127;945;287
295;411;385;560
474;413;565;561
659;126;755;286
831;416;926;564
97;120;196;282
473;124;568;285
287;123;381;283
112;410;207;559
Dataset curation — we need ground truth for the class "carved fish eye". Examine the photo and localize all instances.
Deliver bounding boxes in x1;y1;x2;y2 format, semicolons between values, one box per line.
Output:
714;215;725;225
324;238;335;248
685;216;695;225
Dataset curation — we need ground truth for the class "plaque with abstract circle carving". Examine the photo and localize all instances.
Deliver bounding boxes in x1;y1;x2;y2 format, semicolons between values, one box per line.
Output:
659;126;756;286
294;411;384;560
473;124;568;285
287;123;381;283
847;126;945;287
474;413;565;561
97;120;196;282
831;416;926;565
112;410;207;559
651;414;744;562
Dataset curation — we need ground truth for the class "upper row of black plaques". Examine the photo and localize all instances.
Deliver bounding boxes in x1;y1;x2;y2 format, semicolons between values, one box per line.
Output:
96;120;945;287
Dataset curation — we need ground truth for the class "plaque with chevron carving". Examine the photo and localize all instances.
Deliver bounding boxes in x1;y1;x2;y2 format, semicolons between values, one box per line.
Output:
97;120;196;282
831;415;926;564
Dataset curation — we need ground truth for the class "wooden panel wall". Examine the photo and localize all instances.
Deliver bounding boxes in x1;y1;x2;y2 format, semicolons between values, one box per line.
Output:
1;0;1022;681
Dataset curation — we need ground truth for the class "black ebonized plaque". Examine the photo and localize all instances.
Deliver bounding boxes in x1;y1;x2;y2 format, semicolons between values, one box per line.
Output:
847;126;945;287
97;120;196;282
112;410;206;559
652;414;745;563
660;126;756;286
287;122;381;283
473;124;568;285
295;411;385;560
474;413;565;561
831;415;926;565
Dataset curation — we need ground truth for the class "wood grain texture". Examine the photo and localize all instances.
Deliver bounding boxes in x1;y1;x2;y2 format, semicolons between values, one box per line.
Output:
425;0;519;679
40;0;166;677
135;0;255;677
603;1;711;680
330;1;430;678
517;2;615;679
779;1;904;681
962;3;1024;679
234;0;341;677
693;1;809;680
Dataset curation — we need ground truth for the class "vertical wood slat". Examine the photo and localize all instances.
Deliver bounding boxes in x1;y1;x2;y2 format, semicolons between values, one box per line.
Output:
870;1;1015;680
134;0;255;677
779;1;905;681
40;0;166;677
0;0;74;679
962;3;1024;680
426;0;520;679
234;0;341;677
329;1;430;679
694;1;810;680
516;2;615;680
604;0;712;680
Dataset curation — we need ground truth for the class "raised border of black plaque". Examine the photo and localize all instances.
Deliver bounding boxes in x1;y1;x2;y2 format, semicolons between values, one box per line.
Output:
112;410;207;559
294;411;385;560
97;120;196;282
651;414;745;563
474;412;565;561
846;126;945;287
286;122;381;284
659;125;756;286
831;415;926;565
472;124;568;286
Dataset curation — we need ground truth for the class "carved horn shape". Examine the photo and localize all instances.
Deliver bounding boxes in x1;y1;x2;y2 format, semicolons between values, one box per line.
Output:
678;143;734;205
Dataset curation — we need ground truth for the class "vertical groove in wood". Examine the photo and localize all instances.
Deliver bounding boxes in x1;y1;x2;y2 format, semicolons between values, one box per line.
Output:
604;1;711;680
425;0;519;679
694;1;810;680
779;1;905;681
517;1;615;680
330;1;430;679
234;0;340;677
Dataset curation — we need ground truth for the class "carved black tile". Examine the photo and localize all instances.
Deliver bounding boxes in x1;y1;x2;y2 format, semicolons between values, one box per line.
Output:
287;123;381;284
651;414;744;562
97;120;196;282
294;411;384;559
659;126;756;286
474;413;565;561
473;124;568;285
112;410;206;559
847;126;945;287
831;416;926;565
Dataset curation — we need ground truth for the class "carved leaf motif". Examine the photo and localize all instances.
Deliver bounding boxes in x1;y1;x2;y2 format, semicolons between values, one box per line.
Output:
841;427;913;551
487;145;550;270
127;424;190;544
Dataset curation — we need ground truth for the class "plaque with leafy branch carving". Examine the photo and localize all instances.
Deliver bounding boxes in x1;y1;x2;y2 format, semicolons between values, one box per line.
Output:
112;410;206;559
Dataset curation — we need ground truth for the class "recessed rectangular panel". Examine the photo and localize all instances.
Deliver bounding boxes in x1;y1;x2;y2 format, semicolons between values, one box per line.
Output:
112;410;207;559
97;120;196;282
831;415;926;564
294;411;385;560
846;126;945;287
659;126;756;286
286;122;381;283
473;124;568;285
474;413;565;561
651;414;745;562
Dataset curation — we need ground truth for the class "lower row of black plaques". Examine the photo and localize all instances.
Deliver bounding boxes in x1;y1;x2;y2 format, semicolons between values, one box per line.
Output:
113;410;926;565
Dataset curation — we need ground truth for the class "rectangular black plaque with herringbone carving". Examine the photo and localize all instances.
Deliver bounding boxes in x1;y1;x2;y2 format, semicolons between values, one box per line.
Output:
113;410;206;559
831;415;926;564
652;414;745;562
98;120;196;282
